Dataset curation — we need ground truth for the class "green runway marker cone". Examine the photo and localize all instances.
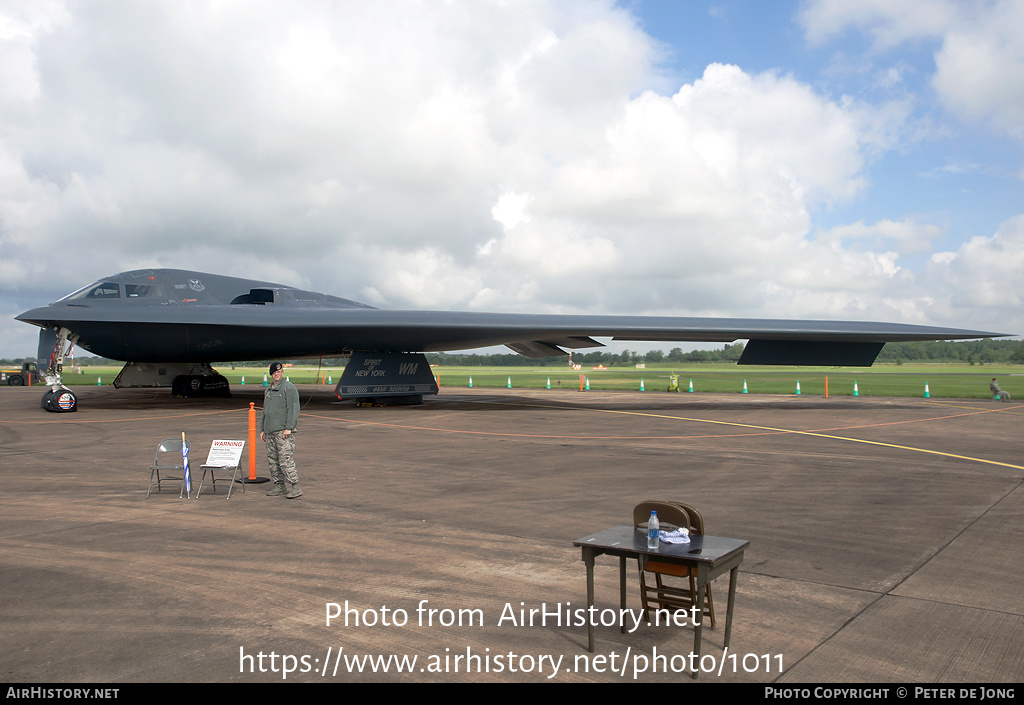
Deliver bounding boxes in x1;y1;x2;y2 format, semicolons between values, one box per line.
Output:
640;378;644;392
853;381;859;397
585;377;590;391
468;376;473;388
795;380;801;395
546;377;551;389
507;376;511;389
688;379;694;392
742;379;748;394
924;383;930;398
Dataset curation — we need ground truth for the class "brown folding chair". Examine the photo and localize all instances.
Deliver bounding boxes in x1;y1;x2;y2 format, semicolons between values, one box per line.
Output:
665;501;715;628
633;500;715;628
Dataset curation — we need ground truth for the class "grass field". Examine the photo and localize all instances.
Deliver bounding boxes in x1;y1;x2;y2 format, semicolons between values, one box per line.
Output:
46;362;1024;399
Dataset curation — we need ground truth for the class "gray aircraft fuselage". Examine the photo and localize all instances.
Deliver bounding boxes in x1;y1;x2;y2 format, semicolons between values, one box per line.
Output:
15;268;1005;366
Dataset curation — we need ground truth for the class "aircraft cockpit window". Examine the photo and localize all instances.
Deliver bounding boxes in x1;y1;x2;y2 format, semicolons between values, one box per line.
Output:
64;282;121;300
125;284;163;298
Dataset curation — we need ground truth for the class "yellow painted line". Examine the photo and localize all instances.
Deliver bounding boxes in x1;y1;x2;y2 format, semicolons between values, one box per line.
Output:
582;406;1024;472
915;399;1024;416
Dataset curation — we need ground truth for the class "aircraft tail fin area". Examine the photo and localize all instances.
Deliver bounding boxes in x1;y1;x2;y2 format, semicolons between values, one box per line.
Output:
739;340;885;366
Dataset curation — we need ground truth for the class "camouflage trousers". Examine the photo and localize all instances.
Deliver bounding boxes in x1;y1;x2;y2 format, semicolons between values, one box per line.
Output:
265;431;299;485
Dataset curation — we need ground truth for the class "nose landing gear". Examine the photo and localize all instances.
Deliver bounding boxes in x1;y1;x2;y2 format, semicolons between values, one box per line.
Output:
39;327;78;413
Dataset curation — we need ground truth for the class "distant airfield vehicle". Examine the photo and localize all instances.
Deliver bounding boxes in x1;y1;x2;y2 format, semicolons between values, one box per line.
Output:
16;269;1005;412
1;360;42;386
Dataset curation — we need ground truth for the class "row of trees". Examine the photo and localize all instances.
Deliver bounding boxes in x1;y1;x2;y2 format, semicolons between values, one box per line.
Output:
876;338;1024;364
1;357;116;367
425;343;747;367
4;339;1022;369
433;339;1024;366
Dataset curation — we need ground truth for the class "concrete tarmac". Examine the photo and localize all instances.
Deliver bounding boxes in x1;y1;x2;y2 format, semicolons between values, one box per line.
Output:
1;384;1022;683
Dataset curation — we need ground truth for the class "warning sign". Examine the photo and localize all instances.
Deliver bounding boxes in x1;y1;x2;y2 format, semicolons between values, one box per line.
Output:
204;440;245;467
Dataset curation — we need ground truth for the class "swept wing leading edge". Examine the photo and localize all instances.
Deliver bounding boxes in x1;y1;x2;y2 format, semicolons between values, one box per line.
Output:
15;269;1006;366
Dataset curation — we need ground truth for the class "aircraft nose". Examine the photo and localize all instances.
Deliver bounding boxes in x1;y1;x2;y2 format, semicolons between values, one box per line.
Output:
15;306;55;325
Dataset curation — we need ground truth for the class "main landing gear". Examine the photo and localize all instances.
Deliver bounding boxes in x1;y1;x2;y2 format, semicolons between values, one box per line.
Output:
113;361;231;398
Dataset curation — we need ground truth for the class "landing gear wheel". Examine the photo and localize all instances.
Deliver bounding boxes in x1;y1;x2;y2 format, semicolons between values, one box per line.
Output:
41;388;77;413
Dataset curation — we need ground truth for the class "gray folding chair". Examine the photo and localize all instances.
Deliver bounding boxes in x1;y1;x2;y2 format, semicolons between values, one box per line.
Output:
147;438;191;498
198;462;245;498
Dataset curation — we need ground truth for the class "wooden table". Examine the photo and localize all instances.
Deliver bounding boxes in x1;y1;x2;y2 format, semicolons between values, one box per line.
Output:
573;525;748;678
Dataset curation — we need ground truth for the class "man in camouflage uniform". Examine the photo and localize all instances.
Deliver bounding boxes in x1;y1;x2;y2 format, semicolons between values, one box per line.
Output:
260;362;302;498
990;378;1011;402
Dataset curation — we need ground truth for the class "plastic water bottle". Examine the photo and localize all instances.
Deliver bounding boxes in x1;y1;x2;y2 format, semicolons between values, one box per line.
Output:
647;511;659;549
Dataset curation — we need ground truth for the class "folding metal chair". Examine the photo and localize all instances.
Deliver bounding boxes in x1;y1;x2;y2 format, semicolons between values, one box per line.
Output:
147;438;191;498
197;462;245;498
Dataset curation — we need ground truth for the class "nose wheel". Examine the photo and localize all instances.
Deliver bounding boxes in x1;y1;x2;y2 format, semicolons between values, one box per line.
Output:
41;388;77;412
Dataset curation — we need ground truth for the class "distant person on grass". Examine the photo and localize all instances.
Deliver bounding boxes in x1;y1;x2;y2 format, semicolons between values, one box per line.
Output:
989;378;1011;402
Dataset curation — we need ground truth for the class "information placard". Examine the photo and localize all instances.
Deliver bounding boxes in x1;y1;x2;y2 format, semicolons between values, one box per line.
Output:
204;439;245;467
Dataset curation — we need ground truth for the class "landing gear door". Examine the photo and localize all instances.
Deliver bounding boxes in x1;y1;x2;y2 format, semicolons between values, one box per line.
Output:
37;327;57;373
335;352;439;402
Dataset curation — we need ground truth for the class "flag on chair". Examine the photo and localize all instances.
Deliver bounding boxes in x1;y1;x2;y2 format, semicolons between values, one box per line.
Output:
182;432;191;499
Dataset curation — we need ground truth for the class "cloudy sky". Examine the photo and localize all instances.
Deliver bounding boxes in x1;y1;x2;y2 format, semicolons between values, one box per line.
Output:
2;0;1022;359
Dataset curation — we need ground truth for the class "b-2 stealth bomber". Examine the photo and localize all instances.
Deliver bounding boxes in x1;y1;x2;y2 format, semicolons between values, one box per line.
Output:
16;269;1004;412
